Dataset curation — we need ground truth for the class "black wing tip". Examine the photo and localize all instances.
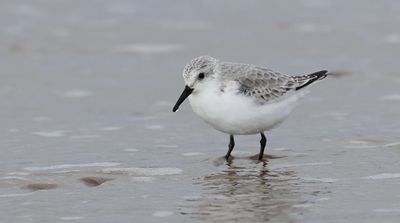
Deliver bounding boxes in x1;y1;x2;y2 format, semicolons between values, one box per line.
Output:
295;70;329;91
311;70;329;79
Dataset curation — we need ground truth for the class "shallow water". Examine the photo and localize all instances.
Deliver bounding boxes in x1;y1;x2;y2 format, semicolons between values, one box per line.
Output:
1;0;400;222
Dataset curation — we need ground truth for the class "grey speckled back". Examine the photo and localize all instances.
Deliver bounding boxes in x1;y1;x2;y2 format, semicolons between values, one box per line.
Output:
216;61;327;103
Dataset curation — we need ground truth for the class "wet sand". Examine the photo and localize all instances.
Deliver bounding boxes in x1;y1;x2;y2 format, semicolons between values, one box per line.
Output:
1;0;400;222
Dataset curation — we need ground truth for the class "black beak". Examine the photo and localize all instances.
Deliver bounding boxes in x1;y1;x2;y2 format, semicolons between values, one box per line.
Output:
173;85;193;112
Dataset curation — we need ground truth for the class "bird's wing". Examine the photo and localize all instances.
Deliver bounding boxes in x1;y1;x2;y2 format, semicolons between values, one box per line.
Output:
219;63;295;103
219;63;327;103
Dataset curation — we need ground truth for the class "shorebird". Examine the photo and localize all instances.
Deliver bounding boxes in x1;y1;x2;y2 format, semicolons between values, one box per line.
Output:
173;56;327;160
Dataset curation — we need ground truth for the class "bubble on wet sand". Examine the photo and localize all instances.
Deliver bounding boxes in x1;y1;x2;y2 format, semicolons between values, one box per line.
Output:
145;125;165;130
272;147;291;151
0;176;29;181
0;192;35;198
99;126;122;131
124;148;139;152
152;211;174;217
362;173;400;180
182;152;204;156
51;170;81;174
344;139;388;149
292;203;313;208
315;197;331;202
302;177;339;183
24;162;120;171
344;144;379;149
101;167;183;176
32;130;66;137
62;89;93;98
348;139;382;145
59;216;84;221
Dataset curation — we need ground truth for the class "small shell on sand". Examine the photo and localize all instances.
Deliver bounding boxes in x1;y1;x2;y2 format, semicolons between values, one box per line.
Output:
80;177;111;187
23;183;58;191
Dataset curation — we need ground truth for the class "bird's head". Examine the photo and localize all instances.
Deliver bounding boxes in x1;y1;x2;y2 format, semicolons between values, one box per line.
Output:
173;56;218;112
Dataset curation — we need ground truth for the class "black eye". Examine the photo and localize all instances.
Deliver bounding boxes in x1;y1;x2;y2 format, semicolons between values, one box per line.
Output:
198;73;205;80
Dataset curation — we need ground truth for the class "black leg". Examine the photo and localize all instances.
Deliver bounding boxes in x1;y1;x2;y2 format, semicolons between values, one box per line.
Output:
225;135;235;159
259;132;267;160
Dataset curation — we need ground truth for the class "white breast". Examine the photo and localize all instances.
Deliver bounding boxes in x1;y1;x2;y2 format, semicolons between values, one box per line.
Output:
188;80;307;135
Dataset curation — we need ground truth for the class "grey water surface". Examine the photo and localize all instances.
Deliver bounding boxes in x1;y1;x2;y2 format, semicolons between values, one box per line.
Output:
1;0;400;222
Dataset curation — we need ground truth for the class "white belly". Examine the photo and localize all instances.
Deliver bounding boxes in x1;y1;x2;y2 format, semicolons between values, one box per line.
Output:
188;82;306;135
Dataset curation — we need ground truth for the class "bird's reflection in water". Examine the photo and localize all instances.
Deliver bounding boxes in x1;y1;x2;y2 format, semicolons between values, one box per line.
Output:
182;157;307;222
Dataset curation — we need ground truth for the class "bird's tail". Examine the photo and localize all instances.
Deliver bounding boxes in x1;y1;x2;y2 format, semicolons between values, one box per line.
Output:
294;70;328;91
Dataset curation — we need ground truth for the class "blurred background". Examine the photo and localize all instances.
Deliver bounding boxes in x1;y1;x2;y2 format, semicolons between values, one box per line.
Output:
1;1;400;222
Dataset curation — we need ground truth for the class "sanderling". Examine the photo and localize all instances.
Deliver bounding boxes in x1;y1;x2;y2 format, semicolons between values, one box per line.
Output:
173;56;328;160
